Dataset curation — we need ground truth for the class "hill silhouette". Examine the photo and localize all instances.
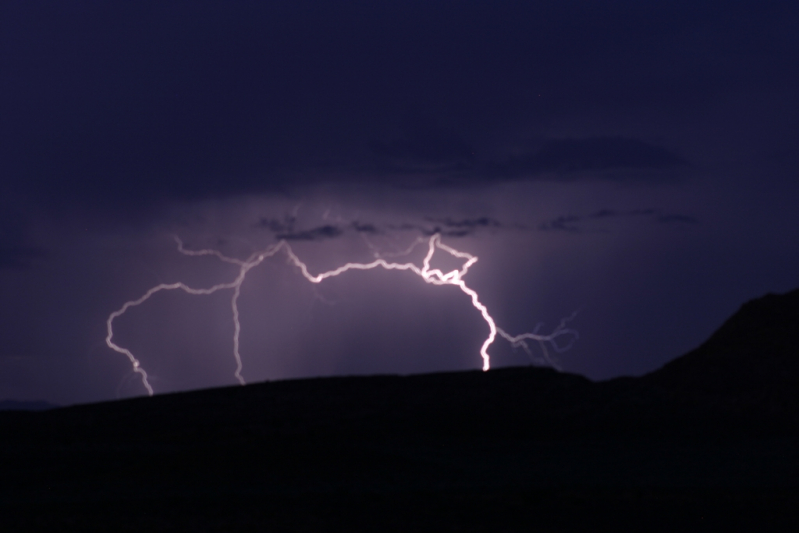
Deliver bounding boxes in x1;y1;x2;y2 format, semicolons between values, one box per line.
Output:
0;399;58;411
645;288;799;406
2;289;799;531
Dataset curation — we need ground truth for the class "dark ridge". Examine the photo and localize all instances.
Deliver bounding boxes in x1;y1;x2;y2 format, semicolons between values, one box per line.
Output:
0;399;58;411
643;288;799;408
2;289;799;530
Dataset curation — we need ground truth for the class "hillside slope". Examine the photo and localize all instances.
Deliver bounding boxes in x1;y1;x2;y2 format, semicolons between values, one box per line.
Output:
644;288;799;414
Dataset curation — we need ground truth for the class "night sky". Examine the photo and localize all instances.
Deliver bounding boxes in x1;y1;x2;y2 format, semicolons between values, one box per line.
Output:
2;1;798;405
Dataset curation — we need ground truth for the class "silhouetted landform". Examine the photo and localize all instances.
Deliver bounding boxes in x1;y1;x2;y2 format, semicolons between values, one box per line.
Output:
2;289;799;531
645;288;799;402
0;399;58;411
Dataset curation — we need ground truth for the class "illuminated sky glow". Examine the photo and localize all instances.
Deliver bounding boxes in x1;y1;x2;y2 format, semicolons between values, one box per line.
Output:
107;234;577;396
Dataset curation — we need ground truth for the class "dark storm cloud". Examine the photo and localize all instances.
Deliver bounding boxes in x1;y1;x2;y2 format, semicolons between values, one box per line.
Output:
425;217;501;230
538;209;698;233
485;138;686;180
256;215;501;243
384;223;492;239
367;134;685;185
262;210;687;241
538;215;583;233
418;217;503;237
351;222;380;234
382;216;505;238
369;123;476;173
3;1;795;215
275;225;343;242
255;216;297;234
257;217;350;241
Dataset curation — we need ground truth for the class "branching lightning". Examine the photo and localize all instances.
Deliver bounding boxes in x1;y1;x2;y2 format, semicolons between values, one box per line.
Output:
106;234;578;396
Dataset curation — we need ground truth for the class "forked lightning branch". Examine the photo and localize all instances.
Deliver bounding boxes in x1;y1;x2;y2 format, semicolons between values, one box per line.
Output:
106;234;578;396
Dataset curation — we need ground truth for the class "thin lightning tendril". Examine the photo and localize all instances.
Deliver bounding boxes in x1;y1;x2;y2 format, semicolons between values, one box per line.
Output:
106;235;578;396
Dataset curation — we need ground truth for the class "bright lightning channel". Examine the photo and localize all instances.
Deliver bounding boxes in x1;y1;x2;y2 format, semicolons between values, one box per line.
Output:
106;234;578;396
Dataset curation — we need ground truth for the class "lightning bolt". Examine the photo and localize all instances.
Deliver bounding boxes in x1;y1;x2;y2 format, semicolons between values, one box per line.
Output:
106;234;578;396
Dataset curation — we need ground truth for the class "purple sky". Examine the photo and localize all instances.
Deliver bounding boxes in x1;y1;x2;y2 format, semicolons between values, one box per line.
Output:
1;1;798;405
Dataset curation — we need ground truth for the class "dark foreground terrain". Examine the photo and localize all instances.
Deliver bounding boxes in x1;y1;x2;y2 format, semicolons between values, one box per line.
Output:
2;289;799;531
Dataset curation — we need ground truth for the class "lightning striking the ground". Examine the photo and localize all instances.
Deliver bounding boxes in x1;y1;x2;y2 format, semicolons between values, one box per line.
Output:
106;234;578;396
